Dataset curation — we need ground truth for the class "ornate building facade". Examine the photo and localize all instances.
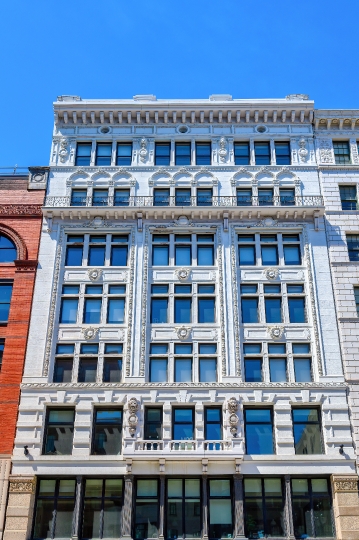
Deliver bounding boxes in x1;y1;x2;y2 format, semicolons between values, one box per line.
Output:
3;95;359;540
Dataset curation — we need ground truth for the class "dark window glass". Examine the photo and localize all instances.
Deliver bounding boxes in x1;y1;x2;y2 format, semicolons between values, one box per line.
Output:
241;298;258;323
244;478;285;539
107;298;125;324
174;298;191;323
265;298;282;323
294;358;312;382
92;189;109;206
65;236;84;266
261;237;278;265
78;359;97;382
275;142;291;165
153;189;170;206
283;244;301;265
197;235;214;265
155;143;170;166
245;409;274;455
205;407;222;441
340;186;357;210
151;298;168;323
244;359;262;382
198;298;215;323
0;340;5;371
209;479;233;539
144;408;162;440
134;479;159;540
88;242;106;266
234;142;250;165
167;478;201;539
60;298;78;324
196;142;211;165
280;188;295;206
53;359;73;383
238;235;256;265
236;189;252;206
150;359;167;382
173;408;194;440
174;358;192;382
33;479;76;540
175;142;191;165
292;408;322;455
83;298;102;324
111;236;128;266
116;143;132;166
269;358;287;382
258;188;273;206
92;409;123;455
354;286;359;316
95;143;112;166
197;188;213;206
347;234;359;261
43;409;75;455
71;189;87;207
0;283;12;322
0;235;17;262
288;298;306;323
81;478;123;539
292;478;333;538
333;141;351;165
103;359;122;382
75;143;92;166
175;188;191;207
254;142;270;165
114;189;130;207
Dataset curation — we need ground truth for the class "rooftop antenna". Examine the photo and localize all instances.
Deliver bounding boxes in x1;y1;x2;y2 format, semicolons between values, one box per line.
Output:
13;164;17;175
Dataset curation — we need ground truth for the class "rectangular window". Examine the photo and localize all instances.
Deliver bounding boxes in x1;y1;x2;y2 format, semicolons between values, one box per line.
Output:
0;282;12;322
268;343;287;382
347;234;359;261
244;409;274;454
43;408;75;455
280;188;295;206
175;142;191;165
78;344;98;383
75;142;91;166
275;141;291;165
174;343;193;382
254;142;270;165
0;340;4;371
197;188;213;206
241;285;259;323
173;408;194;440
293;343;312;382
175;234;192;266
65;235;84;266
103;343;123;382
33;479;76;540
95;143;112;166
234;142;250;165
107;284;126;324
60;285;79;324
53;344;74;383
197;234;214;266
92;189;109;207
134;479;159;540
114;189;130;207
283;234;301;265
155;143;170;166
208;479;233;539
243;343;262;382
92;409;123;455
236;189;252;206
149;343;168;382
71;189;87;206
153;188;170;206
205;407;222;441
264;284;282;324
333;141;351;164
196;142;211;165
167;479;201;539
116;142;132;166
88;235;106;267
287;284;306;323
83;285;103;324
244;478;284;539
144;408;162;440
110;235;129;267
152;235;169;267
198;284;215;323
199;343;217;383
238;235;256;265
258;188;273;206
292;408;322;454
355;286;359;316
261;235;278;265
81;478;123;539
174;285;192;323
175;188;192;207
340;185;357;210
151;285;169;323
291;478;333;538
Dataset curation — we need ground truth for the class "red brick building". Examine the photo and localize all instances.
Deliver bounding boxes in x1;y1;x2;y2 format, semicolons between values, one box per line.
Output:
0;168;47;540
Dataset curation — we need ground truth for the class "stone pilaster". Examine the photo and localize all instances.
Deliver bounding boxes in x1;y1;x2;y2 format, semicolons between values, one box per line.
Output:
202;475;208;540
331;474;359;540
71;476;83;540
158;475;165;540
121;475;134;539
0;459;11;540
3;476;36;540
284;475;295;540
233;474;247;539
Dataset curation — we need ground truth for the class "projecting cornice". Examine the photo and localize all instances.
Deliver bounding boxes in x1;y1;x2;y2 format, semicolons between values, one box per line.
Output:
314;109;359;132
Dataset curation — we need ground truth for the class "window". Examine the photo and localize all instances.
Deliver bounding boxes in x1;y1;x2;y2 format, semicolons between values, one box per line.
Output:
60;285;79;324
198;284;215;323
152;233;215;266
347;234;359;261
116;142;132;165
75;143;92;166
293;343;312;382
291;478;333;538
208;479;233;539
238;235;256;265
43;409;75;455
333;141;351;164
264;284;282;324
355;287;359;316
149;343;168;382
175;188;191;207
254;142;270;165
88;235;106;266
197;234;214;265
65;236;84;266
107;285;126;324
0;282;13;322
114;189;130;206
196;142;211;165
236;189;252;206
197;188;213;206
234;142;250;165
238;233;302;267
71;189;87;206
153;189;170;206
241;285;259;323
134;479;159;540
151;285;168;323
0;340;4;371
110;235;129;266
287;284;306;323
340;185;357;210
199;343;217;382
268;343;287;382
92;409;123;455
53;344;74;383
175;142;191;165
258;188;273;206
95;143;112;166
174;343;193;382
155;143;170;166
33;479;76;540
244;478;284;539
243;344;262;382
275;141;291;165
83;285;102;324
78;344;98;383
244;409;274;454
283;234;301;265
167;479;201;539
205;407;222;441
103;343;123;382
280;188;295;206
0;235;17;262
174;285;192;323
292;408;322;454
144;408;162;440
81;479;123;539
173;408;194;440
92;189;109;206
261;234;278;265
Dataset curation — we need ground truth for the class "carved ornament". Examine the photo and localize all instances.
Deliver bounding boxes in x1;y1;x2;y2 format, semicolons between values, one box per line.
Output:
9;478;36;493
82;327;99;340
268;325;284;340
87;268;103;281
128;397;140;435
174;326;191;340
298;138;308;162
264;268;279;280
175;268;190;281
333;478;359;492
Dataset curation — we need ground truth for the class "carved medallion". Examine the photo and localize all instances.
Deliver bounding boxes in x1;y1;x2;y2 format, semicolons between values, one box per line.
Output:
82;327;99;340
87;268;103;281
264;268;279;280
175;268;190;281
268;326;284;340
174;326;191;340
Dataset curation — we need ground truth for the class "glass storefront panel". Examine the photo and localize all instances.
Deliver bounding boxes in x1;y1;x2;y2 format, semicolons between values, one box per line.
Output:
209;479;233;539
103;499;122;538
135;479;159;540
33;499;54;539
291;478;333;538
244;478;284;539
166;478;201;539
82;499;102;538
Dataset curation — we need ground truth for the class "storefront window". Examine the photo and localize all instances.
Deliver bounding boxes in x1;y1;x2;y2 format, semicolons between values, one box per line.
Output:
244;478;284;538
134;479;159;539
291;478;333;538
166;478;201;539
208;479;233;539
33;479;76;539
81;479;123;538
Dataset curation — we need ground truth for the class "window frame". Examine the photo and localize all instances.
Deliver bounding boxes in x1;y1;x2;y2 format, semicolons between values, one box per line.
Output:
166;478;202;540
0;281;13;323
43;408;75;456
333;140;351;165
244;407;275;455
172;407;195;441
292;407;323;455
91;408;123;456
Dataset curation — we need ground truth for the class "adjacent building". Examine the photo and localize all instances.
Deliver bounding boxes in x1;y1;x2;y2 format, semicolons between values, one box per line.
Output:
0;169;47;540
3;95;359;540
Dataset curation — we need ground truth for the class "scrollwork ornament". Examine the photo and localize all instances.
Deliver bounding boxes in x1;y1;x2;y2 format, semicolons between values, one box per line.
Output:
333;478;358;492
229;413;239;435
128;397;139;414
87;268;103;281
59;138;69;163
218;137;228;162
268;325;284;340
227;397;238;413
298;138;308;162
9;479;36;493
139;138;148;163
175;268;190;281
264;267;279;280
127;397;139;436
82;327;99;340
174;326;191;340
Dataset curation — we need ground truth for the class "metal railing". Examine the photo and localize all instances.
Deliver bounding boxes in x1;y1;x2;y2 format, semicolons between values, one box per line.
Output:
44;195;324;208
0;166;29;176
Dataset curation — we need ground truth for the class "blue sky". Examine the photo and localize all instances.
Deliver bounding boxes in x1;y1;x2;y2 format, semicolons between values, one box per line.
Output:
1;0;358;167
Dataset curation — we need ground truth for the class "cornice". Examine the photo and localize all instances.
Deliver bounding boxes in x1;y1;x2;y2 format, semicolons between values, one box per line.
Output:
21;381;347;389
319;165;359;171
0;204;42;217
49;165;318;174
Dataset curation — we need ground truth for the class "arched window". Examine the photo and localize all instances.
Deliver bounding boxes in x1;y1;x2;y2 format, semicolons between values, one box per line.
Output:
0;235;17;262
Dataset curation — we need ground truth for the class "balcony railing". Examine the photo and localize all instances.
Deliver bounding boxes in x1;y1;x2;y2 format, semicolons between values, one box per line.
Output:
44;195;324;208
134;440;232;451
136;441;164;451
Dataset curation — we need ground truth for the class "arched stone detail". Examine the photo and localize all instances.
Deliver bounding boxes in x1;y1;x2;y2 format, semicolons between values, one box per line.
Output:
0;224;28;260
